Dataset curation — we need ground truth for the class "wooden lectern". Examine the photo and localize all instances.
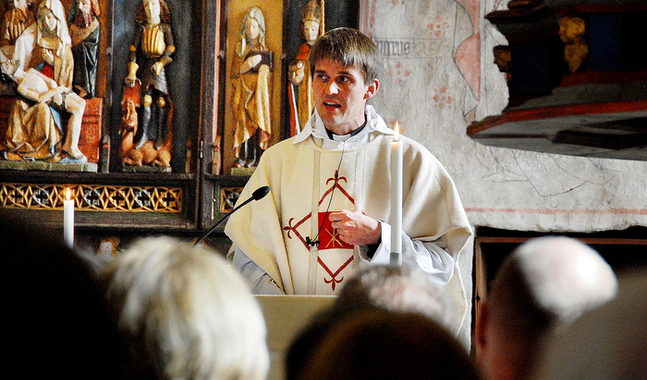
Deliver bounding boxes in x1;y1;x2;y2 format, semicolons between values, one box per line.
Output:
255;295;336;380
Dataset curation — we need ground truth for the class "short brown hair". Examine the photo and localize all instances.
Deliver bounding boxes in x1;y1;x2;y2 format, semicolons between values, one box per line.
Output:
309;27;380;83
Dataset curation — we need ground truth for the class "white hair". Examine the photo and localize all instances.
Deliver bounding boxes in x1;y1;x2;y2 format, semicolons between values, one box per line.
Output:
104;236;269;380
514;236;618;326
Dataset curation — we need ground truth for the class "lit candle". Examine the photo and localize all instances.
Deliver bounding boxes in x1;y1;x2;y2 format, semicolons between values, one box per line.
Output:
64;188;74;248
390;123;403;266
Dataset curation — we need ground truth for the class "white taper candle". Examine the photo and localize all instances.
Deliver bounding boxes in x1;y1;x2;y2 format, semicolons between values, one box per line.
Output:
390;123;403;266
64;188;74;248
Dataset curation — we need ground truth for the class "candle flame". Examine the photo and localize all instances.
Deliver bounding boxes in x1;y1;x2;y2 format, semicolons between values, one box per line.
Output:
66;188;71;201
394;122;400;142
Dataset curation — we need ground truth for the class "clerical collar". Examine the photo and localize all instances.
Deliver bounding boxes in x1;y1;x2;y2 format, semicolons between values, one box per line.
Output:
325;116;368;141
292;105;394;148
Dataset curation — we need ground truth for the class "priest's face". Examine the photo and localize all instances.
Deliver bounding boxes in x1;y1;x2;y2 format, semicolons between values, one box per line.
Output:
313;58;379;135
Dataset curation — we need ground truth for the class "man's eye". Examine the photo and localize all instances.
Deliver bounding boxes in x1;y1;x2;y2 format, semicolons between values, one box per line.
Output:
337;76;350;84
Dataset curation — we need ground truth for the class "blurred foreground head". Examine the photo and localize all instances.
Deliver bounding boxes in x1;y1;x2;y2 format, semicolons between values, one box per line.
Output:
333;263;460;334
299;309;481;380
286;264;462;380
102;236;269;380
476;236;617;380
532;270;647;380
1;210;120;380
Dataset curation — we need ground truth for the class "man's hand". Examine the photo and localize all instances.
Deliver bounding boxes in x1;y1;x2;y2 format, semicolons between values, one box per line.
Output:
329;210;381;246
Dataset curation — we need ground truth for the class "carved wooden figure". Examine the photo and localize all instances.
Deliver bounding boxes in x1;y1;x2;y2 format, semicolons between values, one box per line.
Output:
0;0;87;163
1;0;35;49
288;0;323;135
119;82;171;167
122;0;174;169
559;16;588;73
68;0;100;99
231;6;273;169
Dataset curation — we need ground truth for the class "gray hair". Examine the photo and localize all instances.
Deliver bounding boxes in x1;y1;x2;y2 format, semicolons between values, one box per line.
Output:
103;236;269;380
334;264;460;335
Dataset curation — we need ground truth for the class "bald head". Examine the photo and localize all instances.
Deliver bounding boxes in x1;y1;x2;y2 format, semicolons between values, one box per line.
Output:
512;236;618;325
476;236;618;380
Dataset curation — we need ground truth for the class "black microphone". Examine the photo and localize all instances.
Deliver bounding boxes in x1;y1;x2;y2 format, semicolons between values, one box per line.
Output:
194;186;270;246
305;236;319;247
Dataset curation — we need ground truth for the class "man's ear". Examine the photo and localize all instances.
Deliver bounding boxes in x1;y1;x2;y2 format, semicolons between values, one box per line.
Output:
364;78;379;99
475;301;490;354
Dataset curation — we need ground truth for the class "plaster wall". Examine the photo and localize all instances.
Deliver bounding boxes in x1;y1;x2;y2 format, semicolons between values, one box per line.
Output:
362;0;647;235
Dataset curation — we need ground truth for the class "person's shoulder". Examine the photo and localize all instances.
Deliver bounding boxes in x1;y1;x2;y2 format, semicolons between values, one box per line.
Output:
254;136;306;176
258;136;301;159
392;135;435;157
270;136;299;150
395;135;448;169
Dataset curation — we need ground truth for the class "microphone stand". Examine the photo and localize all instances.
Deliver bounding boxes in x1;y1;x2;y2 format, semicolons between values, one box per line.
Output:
194;186;270;246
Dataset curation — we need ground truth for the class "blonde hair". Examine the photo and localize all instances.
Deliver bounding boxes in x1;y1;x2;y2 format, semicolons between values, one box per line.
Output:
103;236;269;380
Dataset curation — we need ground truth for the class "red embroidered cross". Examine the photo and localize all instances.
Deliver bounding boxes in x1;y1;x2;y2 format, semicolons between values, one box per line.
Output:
318;211;353;250
318;256;354;291
322;170;355;205
282;170;355;250
282;169;356;292
283;215;312;248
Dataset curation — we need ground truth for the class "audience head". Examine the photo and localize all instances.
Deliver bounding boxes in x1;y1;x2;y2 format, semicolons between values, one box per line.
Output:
532;269;647;380
475;236;618;380
333;263;460;334
299;309;481;380
286;264;460;380
309;27;380;83
102;236;269;380
1;210;120;380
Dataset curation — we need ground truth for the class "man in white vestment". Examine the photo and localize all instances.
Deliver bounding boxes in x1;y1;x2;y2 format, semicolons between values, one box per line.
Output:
226;28;472;306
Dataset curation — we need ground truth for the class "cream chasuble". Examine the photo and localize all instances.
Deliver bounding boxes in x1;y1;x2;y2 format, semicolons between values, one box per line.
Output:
284;140;365;295
226;131;472;298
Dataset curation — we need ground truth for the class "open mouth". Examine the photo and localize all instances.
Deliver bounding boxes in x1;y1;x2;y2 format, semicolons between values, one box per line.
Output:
323;101;341;109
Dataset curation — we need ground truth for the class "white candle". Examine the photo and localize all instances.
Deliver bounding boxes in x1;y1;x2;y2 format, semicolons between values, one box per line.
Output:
390;123;403;266
64;188;74;248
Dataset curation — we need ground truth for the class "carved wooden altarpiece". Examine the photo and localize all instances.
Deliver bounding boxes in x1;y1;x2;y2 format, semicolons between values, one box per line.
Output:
0;0;358;252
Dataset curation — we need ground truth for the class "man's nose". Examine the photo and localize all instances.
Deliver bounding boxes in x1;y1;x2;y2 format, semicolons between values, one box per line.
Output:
325;81;339;94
